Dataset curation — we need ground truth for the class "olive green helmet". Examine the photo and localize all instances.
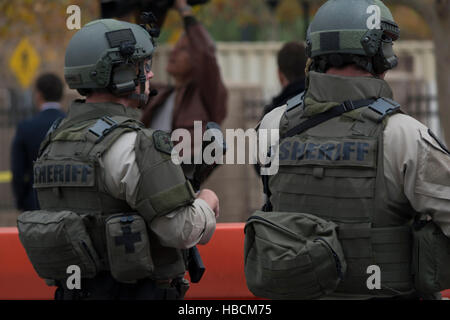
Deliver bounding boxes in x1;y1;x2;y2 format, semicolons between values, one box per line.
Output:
64;19;155;103
306;0;400;75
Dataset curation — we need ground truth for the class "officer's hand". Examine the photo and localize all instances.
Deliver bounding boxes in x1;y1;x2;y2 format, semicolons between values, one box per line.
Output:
197;189;220;218
174;0;192;17
174;0;188;11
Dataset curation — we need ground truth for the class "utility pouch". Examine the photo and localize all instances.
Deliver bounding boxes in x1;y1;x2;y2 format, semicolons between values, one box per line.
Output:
105;213;153;283
187;246;205;283
17;210;101;281
412;220;450;294
244;210;346;300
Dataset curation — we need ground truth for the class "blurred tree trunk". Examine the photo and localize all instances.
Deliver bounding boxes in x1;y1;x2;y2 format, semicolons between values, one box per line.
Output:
386;0;450;144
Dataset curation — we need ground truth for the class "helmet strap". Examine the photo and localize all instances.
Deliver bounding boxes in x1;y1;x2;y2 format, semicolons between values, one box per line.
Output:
128;60;149;108
372;38;398;75
110;64;137;96
138;60;149;108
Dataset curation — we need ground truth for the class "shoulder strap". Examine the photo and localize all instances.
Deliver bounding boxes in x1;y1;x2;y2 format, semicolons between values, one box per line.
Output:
282;97;400;139
87;115;143;144
38;117;64;158
259;92;305;212
286;91;305;112
85;115;143;157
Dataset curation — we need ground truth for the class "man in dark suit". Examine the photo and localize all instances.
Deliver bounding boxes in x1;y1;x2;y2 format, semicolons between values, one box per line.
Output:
11;73;66;211
262;42;307;117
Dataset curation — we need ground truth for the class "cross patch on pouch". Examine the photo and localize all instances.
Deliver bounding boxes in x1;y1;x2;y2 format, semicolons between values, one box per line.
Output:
115;226;141;254
153;130;173;155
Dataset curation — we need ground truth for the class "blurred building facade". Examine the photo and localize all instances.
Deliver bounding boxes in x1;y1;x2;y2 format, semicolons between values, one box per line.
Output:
0;40;440;225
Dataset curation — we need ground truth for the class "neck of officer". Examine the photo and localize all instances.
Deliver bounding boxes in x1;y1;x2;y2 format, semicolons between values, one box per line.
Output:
86;92;137;109
326;65;386;80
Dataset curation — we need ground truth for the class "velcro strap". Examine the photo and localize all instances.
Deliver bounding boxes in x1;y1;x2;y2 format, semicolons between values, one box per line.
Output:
372;226;410;244
150;180;195;216
339;224;410;243
374;250;410;264
381;272;412;283
341;240;372;258
338;223;371;239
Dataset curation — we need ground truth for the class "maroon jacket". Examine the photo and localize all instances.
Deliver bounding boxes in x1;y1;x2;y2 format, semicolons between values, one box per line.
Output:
141;17;228;137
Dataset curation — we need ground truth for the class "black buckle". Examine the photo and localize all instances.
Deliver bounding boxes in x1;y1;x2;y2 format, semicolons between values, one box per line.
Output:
369;97;400;116
342;100;355;111
88;116;118;142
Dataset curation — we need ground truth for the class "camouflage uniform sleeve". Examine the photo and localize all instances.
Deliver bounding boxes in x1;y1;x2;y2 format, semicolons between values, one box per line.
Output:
383;114;450;236
101;130;216;248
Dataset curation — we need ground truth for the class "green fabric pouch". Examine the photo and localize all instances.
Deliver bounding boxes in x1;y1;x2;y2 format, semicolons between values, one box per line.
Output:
17;210;101;281
105;213;154;283
244;211;347;300
412;220;450;294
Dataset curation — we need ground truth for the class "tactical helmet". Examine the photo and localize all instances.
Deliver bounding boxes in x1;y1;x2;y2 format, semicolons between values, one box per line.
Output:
64;19;155;105
306;0;400;75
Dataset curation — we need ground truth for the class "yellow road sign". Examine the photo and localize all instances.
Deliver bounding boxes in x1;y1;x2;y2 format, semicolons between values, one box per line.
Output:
0;171;12;184
9;38;41;88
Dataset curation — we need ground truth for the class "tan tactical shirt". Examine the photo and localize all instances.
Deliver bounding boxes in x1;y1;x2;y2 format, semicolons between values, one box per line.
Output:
259;72;450;237
99;131;216;249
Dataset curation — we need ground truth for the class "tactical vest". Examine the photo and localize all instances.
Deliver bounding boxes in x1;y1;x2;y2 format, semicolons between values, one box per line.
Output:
34;102;187;280
269;98;416;297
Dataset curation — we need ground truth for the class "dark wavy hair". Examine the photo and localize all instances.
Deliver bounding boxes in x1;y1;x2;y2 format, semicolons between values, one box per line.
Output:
36;73;63;102
277;42;307;83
